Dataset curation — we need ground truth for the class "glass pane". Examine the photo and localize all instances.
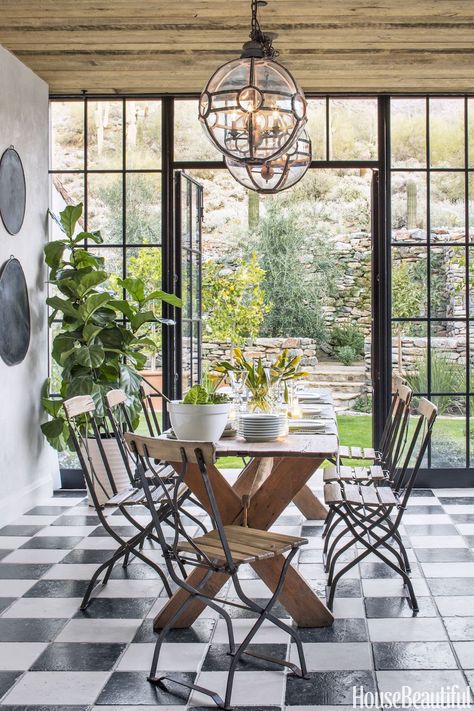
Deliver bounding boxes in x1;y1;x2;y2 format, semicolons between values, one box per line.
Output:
469;98;474;168
430;246;466;319
391;246;427;321
469;173;474;241
469;398;474;467
87;173;123;244
391;98;426;169
174;100;222;161
181;249;192;320
181;319;192;392
126;173;161;245
431;399;466;468
393;322;427;387
126;99;161;169
431;322;466;393
329;98;378;160
126;246;162;292
192;250;201;319
88;247;123;289
50;174;85;239
469;248;474;317
430;97;464;169
430;172;465;239
188;169;248;245
391;171;427;241
306;98;326;161
50;101;84;170
192;323;200;385
87;100;123;169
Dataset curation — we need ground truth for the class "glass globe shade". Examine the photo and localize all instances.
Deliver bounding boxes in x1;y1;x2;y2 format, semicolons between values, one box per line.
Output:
199;56;307;164
225;128;311;193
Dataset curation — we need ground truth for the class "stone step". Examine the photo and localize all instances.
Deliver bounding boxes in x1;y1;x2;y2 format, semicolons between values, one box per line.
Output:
312;363;367;384
305;380;366;393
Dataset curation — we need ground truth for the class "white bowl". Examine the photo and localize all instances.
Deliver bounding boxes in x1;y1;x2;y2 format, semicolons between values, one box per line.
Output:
167;401;231;442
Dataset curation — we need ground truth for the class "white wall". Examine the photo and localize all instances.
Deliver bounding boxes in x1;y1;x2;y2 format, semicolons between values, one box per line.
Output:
0;45;58;525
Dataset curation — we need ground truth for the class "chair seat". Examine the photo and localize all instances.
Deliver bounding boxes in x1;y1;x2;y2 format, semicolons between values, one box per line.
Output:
177;525;307;564
323;464;386;483
324;482;399;508
338;445;377;461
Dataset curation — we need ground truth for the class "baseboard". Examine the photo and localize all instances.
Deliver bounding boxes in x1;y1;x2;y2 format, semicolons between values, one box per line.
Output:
0;474;53;526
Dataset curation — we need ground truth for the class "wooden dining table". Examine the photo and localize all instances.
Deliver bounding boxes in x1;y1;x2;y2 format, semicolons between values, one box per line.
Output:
153;429;338;631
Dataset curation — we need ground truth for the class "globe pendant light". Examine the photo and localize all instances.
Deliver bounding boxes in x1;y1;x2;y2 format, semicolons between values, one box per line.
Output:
199;0;308;165
225;128;312;194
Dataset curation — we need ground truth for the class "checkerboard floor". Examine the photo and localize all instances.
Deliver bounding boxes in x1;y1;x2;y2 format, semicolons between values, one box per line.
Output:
1;480;474;709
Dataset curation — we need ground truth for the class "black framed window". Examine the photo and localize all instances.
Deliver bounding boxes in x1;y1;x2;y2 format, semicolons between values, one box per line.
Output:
390;96;474;481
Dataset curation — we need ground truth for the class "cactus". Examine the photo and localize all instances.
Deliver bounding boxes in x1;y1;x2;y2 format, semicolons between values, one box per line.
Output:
406;179;417;229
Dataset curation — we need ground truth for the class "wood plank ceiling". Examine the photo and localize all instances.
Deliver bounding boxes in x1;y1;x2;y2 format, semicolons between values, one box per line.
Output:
0;0;473;95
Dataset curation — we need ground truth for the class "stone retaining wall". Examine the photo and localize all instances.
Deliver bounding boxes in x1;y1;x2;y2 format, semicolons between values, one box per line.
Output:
202;337;319;370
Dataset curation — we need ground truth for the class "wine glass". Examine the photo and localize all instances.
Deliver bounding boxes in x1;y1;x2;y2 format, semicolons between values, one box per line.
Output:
229;370;248;414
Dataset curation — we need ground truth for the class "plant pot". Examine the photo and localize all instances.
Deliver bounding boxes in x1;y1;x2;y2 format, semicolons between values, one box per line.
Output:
139;369;163;411
167;401;231;442
80;436;131;507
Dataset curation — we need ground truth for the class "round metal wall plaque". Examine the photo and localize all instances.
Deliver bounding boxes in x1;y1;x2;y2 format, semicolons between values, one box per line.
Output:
0;147;26;235
0;257;31;365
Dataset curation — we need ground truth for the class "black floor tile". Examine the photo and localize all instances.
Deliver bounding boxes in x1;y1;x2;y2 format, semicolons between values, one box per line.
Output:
109;564;165;580
405;505;445;514
0;618;66;642
0;526;45;537
464;536;474;547
133;618;216;643
24;580;90;598
299;548;354;563
0;550;10;561
96;671;195;705
439;497;474;505
450;514;474;523
296;618;368;642
0;706;88;711
26;506;72;516
274;515;303;526
301;525;324;537
373;641;457;669
19;537;84;550
0;672;22;702
427;578;474;596
444;617;474;641
201;643;286;671
190;707;275;711
405;524;458;536
90;525;136;538
0;564;52;579
220;599;287;619
61;549;114;564
285;670;376;705
74;597;155;619
311;578;362;598
0;599;15;615
411;489;436;497
51;516;99;527
365;596;438;618
31;642;126;671
415;547;474;562
52;490;86;498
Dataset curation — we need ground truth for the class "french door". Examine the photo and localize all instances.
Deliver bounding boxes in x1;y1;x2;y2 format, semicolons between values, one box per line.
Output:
174;171;204;399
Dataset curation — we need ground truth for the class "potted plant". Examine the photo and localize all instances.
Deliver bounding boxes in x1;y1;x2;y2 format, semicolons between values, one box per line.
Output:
168;374;231;441
215;348;308;412
41;202;181;501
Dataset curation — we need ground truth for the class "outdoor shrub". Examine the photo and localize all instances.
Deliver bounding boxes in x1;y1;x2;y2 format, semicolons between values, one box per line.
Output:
353;394;373;413
331;324;364;355
336;345;357;366
405;352;465;415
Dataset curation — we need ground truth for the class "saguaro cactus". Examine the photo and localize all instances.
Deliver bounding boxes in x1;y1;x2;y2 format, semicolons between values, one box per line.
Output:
406;179;417;229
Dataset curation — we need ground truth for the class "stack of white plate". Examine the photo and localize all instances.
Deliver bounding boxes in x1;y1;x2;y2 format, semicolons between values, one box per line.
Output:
288;418;330;434
238;413;287;442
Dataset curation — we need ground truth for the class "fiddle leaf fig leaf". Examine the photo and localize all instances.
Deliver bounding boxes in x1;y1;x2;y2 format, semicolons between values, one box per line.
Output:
44;240;67;269
75;344;105;369
59;203;83;238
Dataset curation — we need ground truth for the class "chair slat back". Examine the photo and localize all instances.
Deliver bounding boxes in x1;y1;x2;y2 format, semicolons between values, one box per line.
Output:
393;397;437;502
104;389;137;486
139;379;164;437
380;382;413;471
124;432;216;466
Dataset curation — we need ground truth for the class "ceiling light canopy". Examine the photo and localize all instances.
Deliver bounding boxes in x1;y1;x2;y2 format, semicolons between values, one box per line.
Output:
199;0;309;170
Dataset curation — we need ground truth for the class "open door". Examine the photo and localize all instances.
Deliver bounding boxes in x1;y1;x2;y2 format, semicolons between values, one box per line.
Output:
174;171;204;399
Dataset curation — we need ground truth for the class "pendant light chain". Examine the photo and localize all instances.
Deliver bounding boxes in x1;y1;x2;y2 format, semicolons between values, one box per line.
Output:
249;0;277;58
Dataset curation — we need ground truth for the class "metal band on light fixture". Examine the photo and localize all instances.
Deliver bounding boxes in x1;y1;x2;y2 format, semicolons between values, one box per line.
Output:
199;0;309;166
225;128;312;193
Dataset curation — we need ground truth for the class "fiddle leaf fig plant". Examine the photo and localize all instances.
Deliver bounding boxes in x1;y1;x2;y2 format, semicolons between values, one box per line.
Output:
41;202;181;451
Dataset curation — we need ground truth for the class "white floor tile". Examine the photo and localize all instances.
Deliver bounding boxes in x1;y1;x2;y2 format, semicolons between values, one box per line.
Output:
404;514;451;524
291;642;372;671
435;596;474;617
332;597;365;618
409;535;467;549
0;537;29;549
191;670;284;707
55;618;142;643
362;577;429;597
0;580;35;597
368;617;447;642
74;536;117;550
376;669;467;695
2;597;82;619
452;641;474;669
421;562;474;578
0;642;47;670
42;563;104;580
1;671;110;705
2;548;68;564
443;505;474;514
457;524;474;535
213;618;291;644
12;516;59;526
117;642;207;671
433;489;474;497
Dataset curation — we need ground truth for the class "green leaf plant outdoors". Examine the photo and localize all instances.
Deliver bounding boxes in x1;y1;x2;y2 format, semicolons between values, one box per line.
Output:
214;348;309;411
41;203;181;451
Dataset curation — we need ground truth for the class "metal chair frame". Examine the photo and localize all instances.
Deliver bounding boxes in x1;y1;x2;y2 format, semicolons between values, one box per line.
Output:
324;398;437;612
126;433;309;711
63;395;173;608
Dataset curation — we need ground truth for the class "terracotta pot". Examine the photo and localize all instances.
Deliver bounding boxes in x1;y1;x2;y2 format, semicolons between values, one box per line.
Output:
139;369;163;411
